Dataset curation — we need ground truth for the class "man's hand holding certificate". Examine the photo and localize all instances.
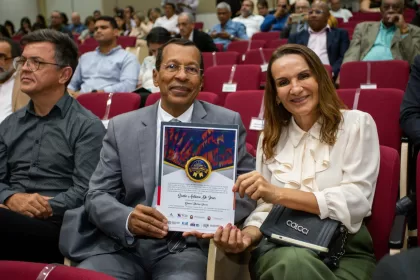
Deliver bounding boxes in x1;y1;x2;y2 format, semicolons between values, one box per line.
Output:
156;123;238;234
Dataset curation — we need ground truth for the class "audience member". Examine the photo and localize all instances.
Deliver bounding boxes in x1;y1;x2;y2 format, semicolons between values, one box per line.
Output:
343;0;420;65
217;0;242;17
68;12;86;35
138;27;172;93
0;29;105;264
50;11;73;38
373;248;420;280
400;55;420;147
124;5;136;29
15;17;32;36
289;1;349;78
93;10;102;20
129;12;149;47
68;16;140;94
148;7;162;25
233;0;265;38
261;0;290;31
280;0;310;38
61;12;69;27
0;25;10;38
361;0;382;13
176;12;218;52
162;0;200;17
4;21;15;37
33;14;47;30
79;16;96;43
212;43;379;280
60;38;255;279
257;0;270;17
154;2;180;34
210;2;248;50
0;38;28;124
330;0;353;22
114;13;129;36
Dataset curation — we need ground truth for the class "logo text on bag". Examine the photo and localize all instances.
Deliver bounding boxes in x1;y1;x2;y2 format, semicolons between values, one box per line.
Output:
286;220;309;235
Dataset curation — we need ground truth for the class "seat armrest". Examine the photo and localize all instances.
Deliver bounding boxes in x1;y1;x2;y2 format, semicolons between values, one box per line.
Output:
388;214;406;250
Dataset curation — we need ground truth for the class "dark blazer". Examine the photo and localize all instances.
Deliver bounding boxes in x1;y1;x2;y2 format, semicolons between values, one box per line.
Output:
176;29;218;52
400;55;420;147
373;248;420;280
288;27;350;78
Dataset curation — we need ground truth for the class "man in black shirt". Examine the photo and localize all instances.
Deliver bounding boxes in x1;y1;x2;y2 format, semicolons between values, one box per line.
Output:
0;29;105;263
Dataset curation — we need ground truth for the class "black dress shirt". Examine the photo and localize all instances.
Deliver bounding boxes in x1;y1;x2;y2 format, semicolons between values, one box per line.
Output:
0;93;106;216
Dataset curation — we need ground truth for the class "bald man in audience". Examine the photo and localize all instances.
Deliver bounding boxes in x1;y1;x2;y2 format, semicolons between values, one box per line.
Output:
280;0;310;39
233;0;265;38
69;12;86;35
343;0;420;65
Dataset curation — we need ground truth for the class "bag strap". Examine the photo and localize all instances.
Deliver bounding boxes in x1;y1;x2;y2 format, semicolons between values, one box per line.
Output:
323;225;348;269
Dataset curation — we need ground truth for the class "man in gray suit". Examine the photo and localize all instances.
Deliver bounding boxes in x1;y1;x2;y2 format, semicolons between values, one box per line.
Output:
342;0;420;65
60;38;256;280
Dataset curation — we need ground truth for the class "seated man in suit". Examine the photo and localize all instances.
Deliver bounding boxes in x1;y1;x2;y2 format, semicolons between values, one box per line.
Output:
0;37;29;124
0;29;105;263
288;1;350;78
176;12;218;52
68;16;140;95
210;2;248;50
343;0;420;65
373;247;420;280
400;55;420;147
59;38;256;280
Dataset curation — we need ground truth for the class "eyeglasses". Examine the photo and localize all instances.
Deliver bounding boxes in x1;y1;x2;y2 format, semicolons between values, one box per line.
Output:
382;4;401;11
278;4;288;9
0;54;13;63
13;56;66;72
308;9;324;15
161;63;202;76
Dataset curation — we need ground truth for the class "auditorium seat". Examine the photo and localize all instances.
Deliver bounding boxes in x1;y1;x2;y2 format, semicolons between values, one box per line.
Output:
264;38;288;49
203;65;262;105
83;37;98;46
251;32;281;44
224;90;264;148
77;92;141;119
227;40;266;57
0;261;116;280
350;12;382;21
323;64;333;78
242;48;276;86
339;60;410;91
202;52;240;71
144;92;219;106
78;44;97;56
118;36;137;48
194;22;204;30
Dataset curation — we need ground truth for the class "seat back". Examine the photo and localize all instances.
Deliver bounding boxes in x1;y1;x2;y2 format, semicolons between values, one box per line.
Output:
337;88;403;153
251;32;281;43
194;22;204;30
366;146;400;260
242;48;276;86
0;261;116;280
202;52;240;71
78;44;97;56
264;38;288;49
145;92;219;106
226;40;266;55
340;60;410;91
215;43;224;52
77;92;141;119
224;90;264;148
117;36;137;48
203;65;262;105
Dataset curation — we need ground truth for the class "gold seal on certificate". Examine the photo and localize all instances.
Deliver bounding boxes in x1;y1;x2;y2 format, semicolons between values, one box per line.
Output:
185;156;212;183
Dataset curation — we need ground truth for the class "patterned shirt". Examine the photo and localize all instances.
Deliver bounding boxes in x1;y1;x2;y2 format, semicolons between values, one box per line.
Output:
210;19;248;50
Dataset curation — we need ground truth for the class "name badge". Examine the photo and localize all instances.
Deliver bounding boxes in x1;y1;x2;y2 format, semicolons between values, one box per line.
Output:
360;83;377;89
260;64;268;72
222;83;237;92
102;120;110;129
249;117;264;131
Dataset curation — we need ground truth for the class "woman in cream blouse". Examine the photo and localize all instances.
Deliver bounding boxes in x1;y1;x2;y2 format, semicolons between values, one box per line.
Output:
212;44;380;280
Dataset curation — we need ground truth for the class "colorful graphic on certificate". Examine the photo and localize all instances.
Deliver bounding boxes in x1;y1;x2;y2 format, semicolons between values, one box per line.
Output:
157;123;238;233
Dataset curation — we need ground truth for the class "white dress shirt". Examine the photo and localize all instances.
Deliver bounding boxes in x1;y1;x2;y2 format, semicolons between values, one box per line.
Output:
0;73;16;124
308;26;331;66
154;15;180;34
331;9;353;23
232;14;265;38
243;110;380;233
125;100;194;239
138;56;160;93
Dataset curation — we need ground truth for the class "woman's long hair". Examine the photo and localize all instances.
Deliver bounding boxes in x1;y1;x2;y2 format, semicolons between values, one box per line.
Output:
262;44;345;160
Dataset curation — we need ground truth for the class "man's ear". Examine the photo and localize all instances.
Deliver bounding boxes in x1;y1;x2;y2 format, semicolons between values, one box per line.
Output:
59;67;73;85
153;68;159;87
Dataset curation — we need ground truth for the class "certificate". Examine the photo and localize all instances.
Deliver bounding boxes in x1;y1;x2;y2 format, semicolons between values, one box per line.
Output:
156;122;238;233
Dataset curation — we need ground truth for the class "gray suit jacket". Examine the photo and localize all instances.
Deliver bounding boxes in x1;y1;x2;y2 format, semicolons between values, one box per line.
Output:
59;100;256;261
343;21;420;65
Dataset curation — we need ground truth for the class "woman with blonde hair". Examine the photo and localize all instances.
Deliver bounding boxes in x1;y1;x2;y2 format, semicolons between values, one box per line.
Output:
206;44;380;279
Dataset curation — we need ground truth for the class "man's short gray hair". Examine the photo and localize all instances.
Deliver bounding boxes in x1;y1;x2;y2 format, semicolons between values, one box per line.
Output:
216;2;232;12
179;12;195;23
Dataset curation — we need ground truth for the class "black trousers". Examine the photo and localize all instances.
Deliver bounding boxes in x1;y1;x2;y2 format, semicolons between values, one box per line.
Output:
0;208;63;263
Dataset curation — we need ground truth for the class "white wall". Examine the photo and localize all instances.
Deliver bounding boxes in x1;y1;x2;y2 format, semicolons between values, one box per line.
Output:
0;0;39;30
45;0;103;23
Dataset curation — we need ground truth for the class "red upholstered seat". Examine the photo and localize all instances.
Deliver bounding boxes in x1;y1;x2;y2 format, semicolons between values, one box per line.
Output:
194;22;204;30
366;145;400;260
0;261;116;280
226;40;266;56
242;48;275;86
224;90;264;148
264;38;288;49
202;51;240;71
145;92;219;107
215;43;224;52
117;36;136;48
251;32;280;44
337;88;404;153
203;65;261;105
339;60;410;91
77;92;141;119
78;44;97;56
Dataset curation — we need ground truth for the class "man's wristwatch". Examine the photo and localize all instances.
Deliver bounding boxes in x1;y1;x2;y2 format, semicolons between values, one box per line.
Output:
229;34;235;40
